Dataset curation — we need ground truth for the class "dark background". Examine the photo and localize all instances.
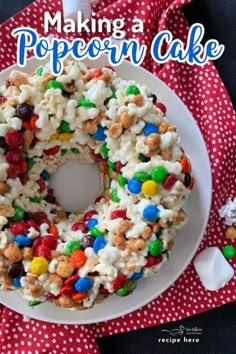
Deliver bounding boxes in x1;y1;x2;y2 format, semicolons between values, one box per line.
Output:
0;1;235;353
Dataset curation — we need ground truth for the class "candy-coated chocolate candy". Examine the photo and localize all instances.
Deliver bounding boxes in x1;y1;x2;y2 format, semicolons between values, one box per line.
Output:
47;293;60;300
151;166;168;183
61;149;67;156
108;160;116;170
16;103;34;120
30;115;40;131
58;133;73;141
7;262;24;278
72;221;88;233
112;274;126;291
46;80;63;91
93;125;106;141
28;300;41;307
87;218;98;230
99;286;110;296
110;210;126;220
90;227;103;237
115;162;123;174
13;277;22;288
29;197;41;204
60;285;75;296
117;174;127;187
79;98;96;107
10;206;25;222
126;85;140;95
91;68;102;79
149;93;157;104
149;239;162;256
127;179;141;194
26;157;35;172
5;130;24;148
143;123;159;136
74;277;93;292
64;274;80;286
11;221;28;235
6;148;22;163
37;67;43;76
80;235;95;249
116;283;129;296
155;102;166;114
20;173;28;185
83;210;98;222
142;205;160;222
93;236;107;253
35;244;51;260
72;292;88;301
14;235;32;247
222;245;236;259
100;143;109;159
138;153;149;162
130;271;143;280
110;188;120;202
59;120;72;133
180;157;190;173
134;171;150;182
7;164;21;179
65;240;81;256
27;220;39;232
70;250;87;268
31;257;48;275
141;180;159;197
184;173;192;188
163;174;176;189
44;145;60;156
40;170;51;181
42;235;58;249
71;147;80;154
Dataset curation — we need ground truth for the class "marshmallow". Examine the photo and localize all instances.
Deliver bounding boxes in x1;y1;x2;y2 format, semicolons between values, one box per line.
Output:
193;247;234;291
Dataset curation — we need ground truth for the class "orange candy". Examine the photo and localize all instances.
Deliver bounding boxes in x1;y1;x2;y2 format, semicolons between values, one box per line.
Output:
90;68;102;79
180;157;190;173
72;292;88;301
49;224;59;237
69;250;87;268
30;115;40;131
36;176;46;191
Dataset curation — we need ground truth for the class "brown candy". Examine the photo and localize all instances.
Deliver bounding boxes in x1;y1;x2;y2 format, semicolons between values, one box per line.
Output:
7;262;24;278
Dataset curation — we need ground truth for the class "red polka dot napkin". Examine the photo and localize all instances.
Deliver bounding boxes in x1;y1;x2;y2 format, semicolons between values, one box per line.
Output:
0;0;235;353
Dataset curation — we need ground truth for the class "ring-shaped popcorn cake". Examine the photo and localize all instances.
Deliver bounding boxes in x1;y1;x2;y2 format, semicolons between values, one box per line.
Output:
0;60;194;309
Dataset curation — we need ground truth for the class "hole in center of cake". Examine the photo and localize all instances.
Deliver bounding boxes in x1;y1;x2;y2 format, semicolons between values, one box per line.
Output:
49;160;101;212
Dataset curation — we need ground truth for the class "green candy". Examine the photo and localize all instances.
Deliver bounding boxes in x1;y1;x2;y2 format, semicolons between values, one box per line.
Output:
110;189;120;203
126;85;140;96
116;283;129;296
60;120;71;133
28;300;41;307
10;206;25;222
100;143;109;159
151;166;168;183
36;67;43;76
65;240;81;256
138;153;149;162
117;174;127;187
163;250;169;260
71;148;80;155
79;99;96;108
27;157;35;172
29;197;41;204
149;239;162;256
46;80;63;91
61;149;67;156
106;88;117;103
90;227;103;237
222;245;236;259
108;160;116;170
134;171;150;182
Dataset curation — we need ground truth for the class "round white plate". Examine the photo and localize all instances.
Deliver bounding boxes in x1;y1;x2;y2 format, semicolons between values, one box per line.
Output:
0;56;212;324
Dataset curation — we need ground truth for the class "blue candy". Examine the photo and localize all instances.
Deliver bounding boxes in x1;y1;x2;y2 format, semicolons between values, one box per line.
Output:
142;205;160;222
156;227;163;238
13;235;32;247
143;123;159;136
13;277;22;288
87;218;98;230
127;179;142;194
93;125;106;141
93;236;107;253
74;277;93;292
41;170;51;181
130;271;143;280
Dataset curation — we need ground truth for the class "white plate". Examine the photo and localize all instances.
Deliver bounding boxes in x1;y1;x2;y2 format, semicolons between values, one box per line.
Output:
0;56;212;324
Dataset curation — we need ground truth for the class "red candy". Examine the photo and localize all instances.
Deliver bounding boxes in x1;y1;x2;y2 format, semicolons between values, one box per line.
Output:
38;218;50;226
32;237;42;250
83;210;98;222
163;174;176;189
99;287;110;296
95;196;103;204
7;163;21;179
5;130;24;148
6;148;22;163
60;286;75;296
11;221;28;235
110;210;127;220
19;173;28;185
112;274;126;291
72;221;88;233
34;211;47;221
43;145;60;156
35;244;51;260
47;293;60;300
115;162;123;174
155;102;167;114
145;254;163;268
42;235;58;250
26;220;40;231
64;274;79;286
20;159;28;174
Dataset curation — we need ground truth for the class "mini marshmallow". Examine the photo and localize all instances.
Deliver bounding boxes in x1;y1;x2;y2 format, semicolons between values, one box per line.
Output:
193;247;234;291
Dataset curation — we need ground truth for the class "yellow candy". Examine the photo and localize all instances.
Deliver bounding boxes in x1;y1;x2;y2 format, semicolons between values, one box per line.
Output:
98;162;105;173
31;257;48;275
141;180;159;197
49;132;59;141
58;133;74;141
